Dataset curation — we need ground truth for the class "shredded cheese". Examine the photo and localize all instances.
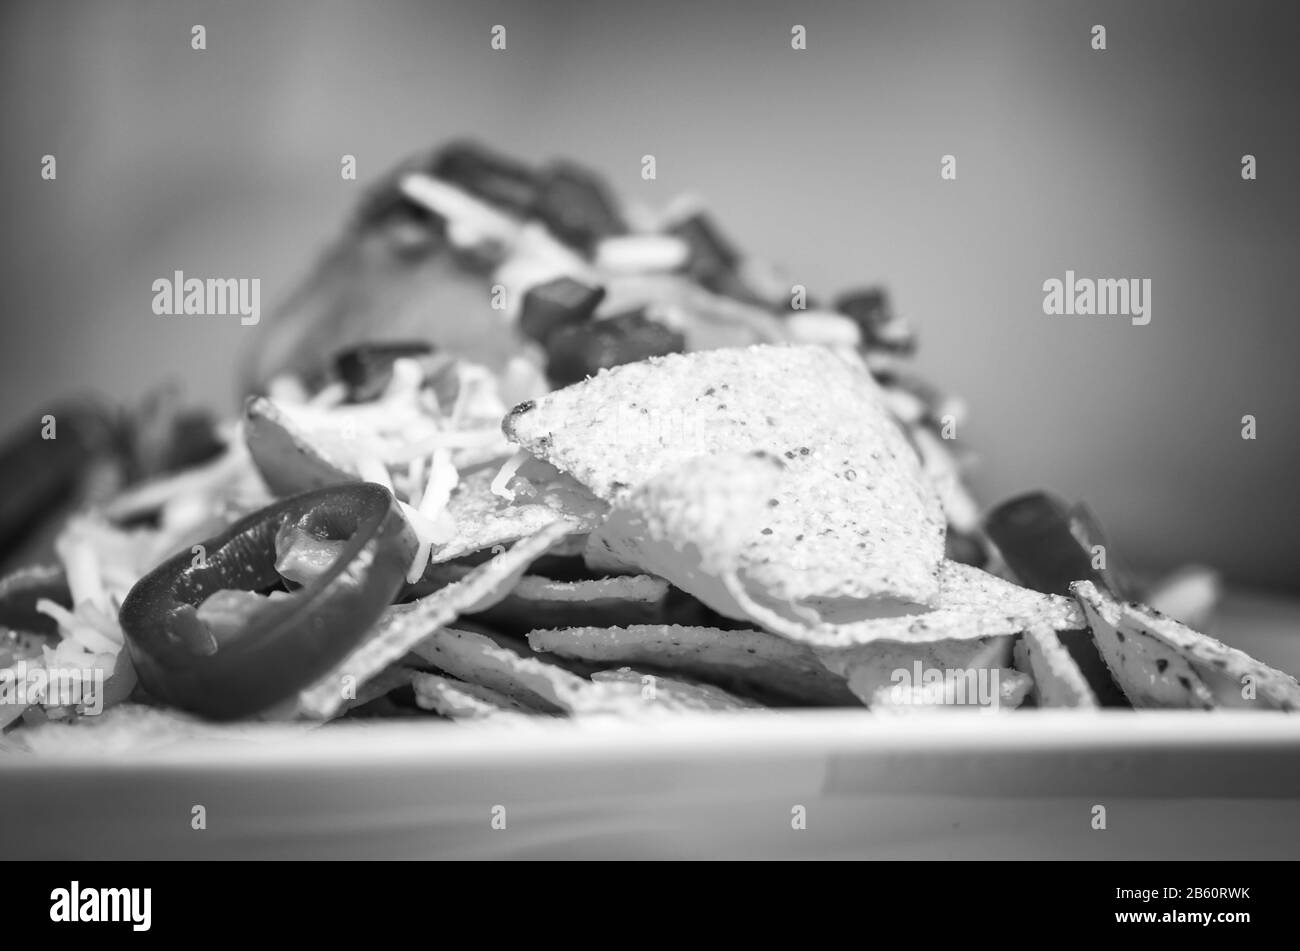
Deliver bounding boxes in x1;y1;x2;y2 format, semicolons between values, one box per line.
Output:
406;456;427;509
397;501;458;584
490;449;530;502
383;357;425;402
308;381;348;408
35;599;120;656
417;449;459;520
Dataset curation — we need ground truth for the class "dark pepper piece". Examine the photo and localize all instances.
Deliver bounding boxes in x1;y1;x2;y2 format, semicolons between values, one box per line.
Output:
983;492;1130;599
669;212;740;283
119;483;417;720
333;341;436;402
519;277;606;345
531;161;626;254
430;141;541;216
0;564;71;637
834;287;916;354
0;401;117;564
983;490;1132;707
544;310;686;387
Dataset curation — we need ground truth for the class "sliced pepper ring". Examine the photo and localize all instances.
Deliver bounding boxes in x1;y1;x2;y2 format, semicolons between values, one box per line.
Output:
120;483;417;720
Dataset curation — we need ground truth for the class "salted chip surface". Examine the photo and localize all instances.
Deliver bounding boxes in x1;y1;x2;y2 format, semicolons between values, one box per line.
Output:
410;627;638;715
1016;624;1098;709
1074;582;1215;710
474;574;676;636
801;561;1084;650
587;451;792;623
585;445;1076;647
1119;599;1300;711
528;624;859;706
432;462;606;565
296;519;573;719
590;668;760;712
410;672;532;719
503;344;946;621
1076;582;1300;712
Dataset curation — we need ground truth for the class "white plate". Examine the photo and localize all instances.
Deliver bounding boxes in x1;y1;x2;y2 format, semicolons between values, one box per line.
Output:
3;591;1299;859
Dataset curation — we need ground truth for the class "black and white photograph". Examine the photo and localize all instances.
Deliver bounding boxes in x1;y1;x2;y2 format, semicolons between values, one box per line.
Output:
1;0;1297;899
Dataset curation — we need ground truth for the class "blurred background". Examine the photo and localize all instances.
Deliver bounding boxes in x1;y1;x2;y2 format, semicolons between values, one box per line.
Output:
1;0;1297;591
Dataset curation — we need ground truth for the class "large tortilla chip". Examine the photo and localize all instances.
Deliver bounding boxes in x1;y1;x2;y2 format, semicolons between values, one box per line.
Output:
1015;624;1099;709
528;624;859;706
296;519;572;719
504;344;946;620
587;451;795;623
586;447;1076;648
1074;582;1300;711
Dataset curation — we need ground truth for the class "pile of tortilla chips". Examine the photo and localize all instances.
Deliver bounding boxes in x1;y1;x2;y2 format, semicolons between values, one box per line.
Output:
6;145;1298;751
267;344;1300;722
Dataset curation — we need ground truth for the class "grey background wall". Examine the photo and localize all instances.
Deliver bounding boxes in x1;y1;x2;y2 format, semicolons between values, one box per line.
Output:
2;0;1297;590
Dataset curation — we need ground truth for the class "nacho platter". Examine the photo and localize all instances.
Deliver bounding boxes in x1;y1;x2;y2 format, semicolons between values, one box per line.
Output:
2;142;1298;858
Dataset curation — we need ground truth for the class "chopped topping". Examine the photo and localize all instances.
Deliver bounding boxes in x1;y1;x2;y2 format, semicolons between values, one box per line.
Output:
333;341;435;403
594;234;690;274
785;310;862;348
983;492;1128;598
429;141;541;216
519;277;606;345
544;311;687;387
834;287;916;354
399;173;520;252
530;161;626;253
667;211;741;283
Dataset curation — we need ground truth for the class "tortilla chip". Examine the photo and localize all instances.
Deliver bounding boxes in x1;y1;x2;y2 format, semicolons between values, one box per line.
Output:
296;519;572;719
410;672;533;719
244;396;355;495
528;624;860;706
1078;582;1299;711
590;668;760;712
430;462;606;566
472;574;676;636
587;451;798;623
798;560;1084;650
822;636;1014;710
410;626;650;714
503;344;946;620
580;441;1075;648
1073;582;1216;709
1016;624;1099;708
